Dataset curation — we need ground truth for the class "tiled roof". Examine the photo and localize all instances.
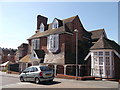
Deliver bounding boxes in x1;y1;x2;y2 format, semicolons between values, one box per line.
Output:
19;55;32;63
28;15;77;40
90;29;105;40
62;15;77;24
28;26;68;39
90;36;120;54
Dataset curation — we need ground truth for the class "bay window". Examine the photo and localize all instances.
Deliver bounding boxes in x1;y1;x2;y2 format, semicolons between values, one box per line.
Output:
92;50;113;77
47;34;59;52
31;39;40;50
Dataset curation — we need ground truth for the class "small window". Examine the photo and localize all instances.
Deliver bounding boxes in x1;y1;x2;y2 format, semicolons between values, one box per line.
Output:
105;52;110;56
99;66;103;74
53;23;58;29
31;39;40;50
52;19;58;29
99;52;103;56
106;66;110;75
106;57;110;65
94;52;97;56
99;57;103;65
40;23;44;32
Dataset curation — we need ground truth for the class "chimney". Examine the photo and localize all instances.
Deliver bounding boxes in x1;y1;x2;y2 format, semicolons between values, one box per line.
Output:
37;15;48;30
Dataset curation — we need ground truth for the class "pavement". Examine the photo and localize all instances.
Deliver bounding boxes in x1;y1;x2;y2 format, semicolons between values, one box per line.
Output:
0;71;19;78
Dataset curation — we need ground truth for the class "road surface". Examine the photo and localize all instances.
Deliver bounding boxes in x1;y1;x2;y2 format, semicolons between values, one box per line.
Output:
0;71;119;89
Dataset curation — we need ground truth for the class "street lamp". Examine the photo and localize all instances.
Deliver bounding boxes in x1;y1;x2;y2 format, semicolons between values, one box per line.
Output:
74;29;78;80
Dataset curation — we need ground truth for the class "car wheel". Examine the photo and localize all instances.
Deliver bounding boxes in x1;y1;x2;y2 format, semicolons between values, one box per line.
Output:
35;78;40;84
20;77;25;82
48;79;53;82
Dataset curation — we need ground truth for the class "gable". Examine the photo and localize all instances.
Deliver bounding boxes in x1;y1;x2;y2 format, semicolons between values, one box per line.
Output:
90;29;107;40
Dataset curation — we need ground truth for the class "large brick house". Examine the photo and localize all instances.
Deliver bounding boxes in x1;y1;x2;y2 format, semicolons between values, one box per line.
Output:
22;15;120;78
28;15;91;64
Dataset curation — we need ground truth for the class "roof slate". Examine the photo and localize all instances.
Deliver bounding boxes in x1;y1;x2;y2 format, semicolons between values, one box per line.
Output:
90;36;120;54
28;15;77;40
90;29;105;40
28;26;66;39
19;55;32;63
62;16;77;24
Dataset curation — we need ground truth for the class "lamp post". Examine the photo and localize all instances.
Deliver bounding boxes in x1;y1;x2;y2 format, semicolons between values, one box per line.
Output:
74;29;78;80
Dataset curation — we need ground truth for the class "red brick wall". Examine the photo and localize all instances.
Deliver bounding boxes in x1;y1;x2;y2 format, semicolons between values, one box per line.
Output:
59;34;65;53
40;37;48;53
73;16;91;42
64;34;74;64
114;53;120;78
39;34;66;54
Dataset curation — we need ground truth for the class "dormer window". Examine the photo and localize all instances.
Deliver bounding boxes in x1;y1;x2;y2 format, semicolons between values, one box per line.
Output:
40;23;44;32
52;19;58;29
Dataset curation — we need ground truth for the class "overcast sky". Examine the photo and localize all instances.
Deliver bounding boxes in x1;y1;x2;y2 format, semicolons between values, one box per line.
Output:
0;2;118;49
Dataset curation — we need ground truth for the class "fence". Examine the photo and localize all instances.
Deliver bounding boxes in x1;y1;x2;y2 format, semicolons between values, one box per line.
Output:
8;63;19;72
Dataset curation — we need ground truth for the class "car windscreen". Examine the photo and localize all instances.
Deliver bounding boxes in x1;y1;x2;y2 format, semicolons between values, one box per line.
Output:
40;66;52;71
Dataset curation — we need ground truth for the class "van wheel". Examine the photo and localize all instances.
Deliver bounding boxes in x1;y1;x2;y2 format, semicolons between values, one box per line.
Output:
35;78;40;84
20;77;25;82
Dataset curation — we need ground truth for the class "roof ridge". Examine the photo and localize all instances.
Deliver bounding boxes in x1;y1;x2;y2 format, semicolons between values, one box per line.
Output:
62;15;78;21
102;37;113;49
90;29;104;32
90;36;113;50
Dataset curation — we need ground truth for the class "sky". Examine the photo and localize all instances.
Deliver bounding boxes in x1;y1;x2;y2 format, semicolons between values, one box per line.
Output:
0;2;119;49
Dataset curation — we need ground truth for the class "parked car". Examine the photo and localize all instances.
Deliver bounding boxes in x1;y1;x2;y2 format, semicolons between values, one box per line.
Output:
19;65;54;84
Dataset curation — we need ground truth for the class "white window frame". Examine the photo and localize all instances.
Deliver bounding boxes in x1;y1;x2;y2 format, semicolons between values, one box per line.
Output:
52;19;58;29
47;34;59;52
0;55;2;60
31;38;40;50
40;23;44;32
91;50;113;78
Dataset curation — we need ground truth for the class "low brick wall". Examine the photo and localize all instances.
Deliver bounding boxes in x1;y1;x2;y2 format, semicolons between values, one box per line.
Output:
7;71;20;75
56;74;95;80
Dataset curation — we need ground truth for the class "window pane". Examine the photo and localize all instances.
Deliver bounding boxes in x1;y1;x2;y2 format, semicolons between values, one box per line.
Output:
37;39;40;49
99;52;103;56
40;23;44;32
106;66;110;75
105;52;110;56
99;66;103;74
47;34;59;52
94;52;97;56
99;57;103;65
106;57;110;65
